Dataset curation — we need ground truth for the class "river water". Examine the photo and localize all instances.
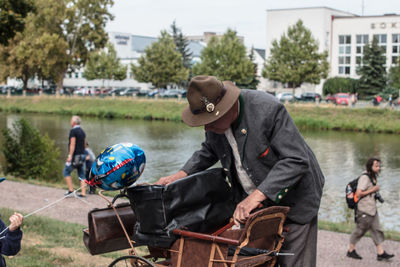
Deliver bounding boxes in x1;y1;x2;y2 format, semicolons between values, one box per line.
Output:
0;113;399;231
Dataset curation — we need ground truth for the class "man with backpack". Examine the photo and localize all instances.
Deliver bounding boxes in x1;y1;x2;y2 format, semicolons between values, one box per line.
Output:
347;157;394;261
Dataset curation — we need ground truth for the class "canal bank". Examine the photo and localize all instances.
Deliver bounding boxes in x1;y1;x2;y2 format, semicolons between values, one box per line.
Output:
1;95;400;133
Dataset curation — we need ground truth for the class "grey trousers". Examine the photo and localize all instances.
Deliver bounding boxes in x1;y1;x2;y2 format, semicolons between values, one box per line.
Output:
277;216;318;267
350;211;384;246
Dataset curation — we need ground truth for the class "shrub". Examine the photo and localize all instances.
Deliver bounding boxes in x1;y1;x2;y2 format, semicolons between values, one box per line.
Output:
323;77;359;96
1;119;62;182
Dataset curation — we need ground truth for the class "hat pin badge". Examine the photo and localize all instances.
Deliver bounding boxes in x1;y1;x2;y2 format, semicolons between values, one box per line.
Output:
206;103;215;112
202;96;215;113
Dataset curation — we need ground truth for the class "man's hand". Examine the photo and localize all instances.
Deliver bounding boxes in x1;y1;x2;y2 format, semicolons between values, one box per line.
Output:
9;212;23;232
154;170;188;185
233;189;266;226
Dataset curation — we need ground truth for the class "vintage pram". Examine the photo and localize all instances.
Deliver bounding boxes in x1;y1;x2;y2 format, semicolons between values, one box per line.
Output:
83;168;290;267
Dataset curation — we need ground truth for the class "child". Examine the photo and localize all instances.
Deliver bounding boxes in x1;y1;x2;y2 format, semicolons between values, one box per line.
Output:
0;178;23;267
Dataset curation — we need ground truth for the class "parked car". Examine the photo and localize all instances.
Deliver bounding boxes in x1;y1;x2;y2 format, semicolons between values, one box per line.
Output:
108;88;126;96
334;93;350;105
120;87;140;96
74;88;89;96
147;89;159;98
159;89;185;98
276;92;294;102
136;89;150;97
298;92;322;102
325;94;336;103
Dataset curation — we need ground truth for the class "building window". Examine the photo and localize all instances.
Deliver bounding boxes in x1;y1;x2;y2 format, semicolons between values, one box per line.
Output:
68;73;72;78
392;34;400;65
338;35;351;75
75;72;79;78
373;34;387;54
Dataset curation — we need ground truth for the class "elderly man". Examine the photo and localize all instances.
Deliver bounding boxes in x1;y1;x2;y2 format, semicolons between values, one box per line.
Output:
63;115;87;197
0;178;23;267
156;76;325;266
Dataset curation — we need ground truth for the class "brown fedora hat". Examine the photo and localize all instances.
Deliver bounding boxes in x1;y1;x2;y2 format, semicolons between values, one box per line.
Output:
182;76;241;127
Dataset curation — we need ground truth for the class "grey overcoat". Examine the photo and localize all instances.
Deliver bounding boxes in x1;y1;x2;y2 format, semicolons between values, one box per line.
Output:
181;89;325;224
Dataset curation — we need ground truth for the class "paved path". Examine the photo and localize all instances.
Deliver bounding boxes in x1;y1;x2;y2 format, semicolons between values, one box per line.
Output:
0;180;398;266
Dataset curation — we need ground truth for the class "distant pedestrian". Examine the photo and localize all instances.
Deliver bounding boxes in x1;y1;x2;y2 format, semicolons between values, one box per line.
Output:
63;115;87;197
388;94;393;108
347;157;394;261
0;178;23;267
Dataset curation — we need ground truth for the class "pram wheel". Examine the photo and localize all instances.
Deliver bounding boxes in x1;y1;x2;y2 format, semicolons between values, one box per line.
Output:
109;255;155;267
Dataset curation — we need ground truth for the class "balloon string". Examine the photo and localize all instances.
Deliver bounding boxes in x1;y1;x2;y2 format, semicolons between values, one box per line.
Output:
0;186;88;239
24;186;88;218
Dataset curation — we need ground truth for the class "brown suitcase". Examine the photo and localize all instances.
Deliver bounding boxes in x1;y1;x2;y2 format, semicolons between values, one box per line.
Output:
83;202;136;255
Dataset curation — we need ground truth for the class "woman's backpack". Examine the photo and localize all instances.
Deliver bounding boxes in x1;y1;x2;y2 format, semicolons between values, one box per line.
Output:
345;178;360;209
345;172;373;209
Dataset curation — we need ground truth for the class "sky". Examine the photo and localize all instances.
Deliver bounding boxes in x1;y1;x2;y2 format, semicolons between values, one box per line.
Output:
106;0;399;49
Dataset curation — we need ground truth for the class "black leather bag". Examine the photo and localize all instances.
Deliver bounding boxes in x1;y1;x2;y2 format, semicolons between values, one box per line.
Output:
127;168;235;248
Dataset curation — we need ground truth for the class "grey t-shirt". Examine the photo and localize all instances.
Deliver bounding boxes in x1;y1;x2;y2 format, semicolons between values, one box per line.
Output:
357;174;377;216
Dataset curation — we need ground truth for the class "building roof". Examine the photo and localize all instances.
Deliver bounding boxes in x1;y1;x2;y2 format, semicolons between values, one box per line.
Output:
129;34;205;57
254;48;265;60
187;41;205;57
131;35;158;52
267;6;356;16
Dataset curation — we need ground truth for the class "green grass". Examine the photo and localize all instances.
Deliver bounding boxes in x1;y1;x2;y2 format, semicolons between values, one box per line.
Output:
1;95;400;134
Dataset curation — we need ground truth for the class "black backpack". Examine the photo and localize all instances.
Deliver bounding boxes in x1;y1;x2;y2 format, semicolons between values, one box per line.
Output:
345;173;373;209
345;178;360;209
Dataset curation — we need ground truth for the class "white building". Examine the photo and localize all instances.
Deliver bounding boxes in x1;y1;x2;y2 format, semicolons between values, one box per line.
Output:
63;31;266;91
265;7;400;95
62;32;206;90
7;31;266;91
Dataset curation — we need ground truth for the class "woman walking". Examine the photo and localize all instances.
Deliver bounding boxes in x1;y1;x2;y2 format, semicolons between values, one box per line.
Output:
347;157;394;261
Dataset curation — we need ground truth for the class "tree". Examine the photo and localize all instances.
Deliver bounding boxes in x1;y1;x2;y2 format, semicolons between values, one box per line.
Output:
323;77;359;95
236;47;259;89
170;21;192;69
0;33;36;90
84;43;127;85
0;0;34;45
0;0;113;92
357;38;387;97
262;20;328;98
131;30;189;88
192;29;254;86
1;118;61;181
29;0;114;94
0;7;69;91
388;61;400;90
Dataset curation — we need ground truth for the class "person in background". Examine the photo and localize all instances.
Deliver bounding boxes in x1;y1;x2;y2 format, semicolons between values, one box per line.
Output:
347;157;394;261
156;76;325;267
0;178;23;267
85;142;96;194
63;115;87;197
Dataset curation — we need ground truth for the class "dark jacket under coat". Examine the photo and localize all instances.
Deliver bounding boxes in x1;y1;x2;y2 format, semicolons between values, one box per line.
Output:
181;89;325;224
0;216;22;267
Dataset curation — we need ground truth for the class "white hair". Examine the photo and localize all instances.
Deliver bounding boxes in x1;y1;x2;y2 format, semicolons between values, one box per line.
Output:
71;115;81;125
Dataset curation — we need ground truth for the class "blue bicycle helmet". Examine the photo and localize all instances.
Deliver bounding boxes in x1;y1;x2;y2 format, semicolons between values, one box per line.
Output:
86;143;146;190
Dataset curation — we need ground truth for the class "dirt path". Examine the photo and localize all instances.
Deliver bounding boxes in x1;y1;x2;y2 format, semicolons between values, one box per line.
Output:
0;180;398;266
